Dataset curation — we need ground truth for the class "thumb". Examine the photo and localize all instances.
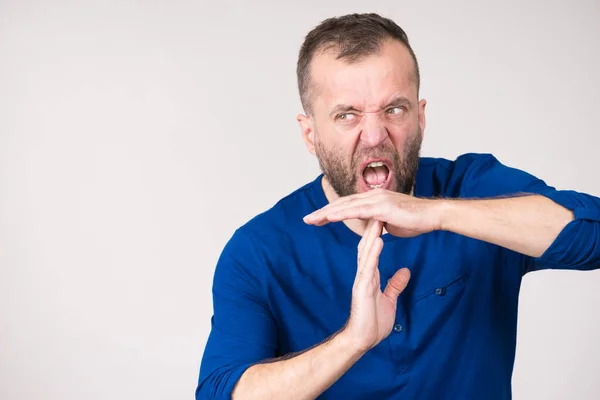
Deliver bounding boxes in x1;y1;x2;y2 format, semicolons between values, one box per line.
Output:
384;268;411;301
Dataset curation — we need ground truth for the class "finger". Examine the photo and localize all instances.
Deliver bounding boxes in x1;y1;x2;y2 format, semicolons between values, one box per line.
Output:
303;191;381;224
304;200;344;223
303;199;356;224
357;218;374;267
325;203;382;223
307;199;380;225
360;236;384;285
364;219;383;249
383;268;411;301
373;218;384;237
363;218;381;250
358;220;384;282
356;219;379;283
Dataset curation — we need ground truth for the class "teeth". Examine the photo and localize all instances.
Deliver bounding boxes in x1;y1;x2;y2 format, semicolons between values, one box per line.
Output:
367;161;385;168
369;184;384;189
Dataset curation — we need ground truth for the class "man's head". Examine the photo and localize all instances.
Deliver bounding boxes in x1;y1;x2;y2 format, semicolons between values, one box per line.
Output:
296;13;427;198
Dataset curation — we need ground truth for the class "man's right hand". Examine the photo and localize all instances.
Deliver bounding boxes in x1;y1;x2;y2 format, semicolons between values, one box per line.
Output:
341;219;411;353
230;219;411;400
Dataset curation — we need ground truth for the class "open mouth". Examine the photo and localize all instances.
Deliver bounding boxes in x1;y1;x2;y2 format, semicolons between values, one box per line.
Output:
362;161;391;189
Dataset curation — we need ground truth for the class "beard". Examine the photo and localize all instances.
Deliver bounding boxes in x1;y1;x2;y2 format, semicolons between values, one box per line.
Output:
315;126;423;197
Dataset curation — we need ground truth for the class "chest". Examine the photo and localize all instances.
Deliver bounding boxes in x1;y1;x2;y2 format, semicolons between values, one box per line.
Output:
265;230;522;354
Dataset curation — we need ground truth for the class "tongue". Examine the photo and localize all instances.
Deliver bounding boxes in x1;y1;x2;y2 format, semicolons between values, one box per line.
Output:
363;166;388;185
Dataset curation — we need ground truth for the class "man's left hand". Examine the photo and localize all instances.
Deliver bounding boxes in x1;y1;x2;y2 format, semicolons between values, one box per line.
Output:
303;188;442;238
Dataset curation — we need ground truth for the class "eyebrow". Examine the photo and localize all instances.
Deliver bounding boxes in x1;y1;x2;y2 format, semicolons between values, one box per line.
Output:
329;95;413;118
329;104;359;118
384;95;412;109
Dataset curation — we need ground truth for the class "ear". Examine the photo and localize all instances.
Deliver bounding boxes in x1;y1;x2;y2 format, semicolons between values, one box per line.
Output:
297;113;316;155
417;98;427;139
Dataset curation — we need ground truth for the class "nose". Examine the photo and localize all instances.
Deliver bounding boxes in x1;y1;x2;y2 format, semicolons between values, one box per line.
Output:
359;113;389;148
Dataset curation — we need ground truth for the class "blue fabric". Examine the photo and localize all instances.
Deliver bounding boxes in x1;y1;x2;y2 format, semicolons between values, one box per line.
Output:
196;153;600;400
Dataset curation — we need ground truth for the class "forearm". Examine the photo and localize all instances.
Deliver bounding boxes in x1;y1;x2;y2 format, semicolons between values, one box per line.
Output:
232;330;365;400
437;194;574;258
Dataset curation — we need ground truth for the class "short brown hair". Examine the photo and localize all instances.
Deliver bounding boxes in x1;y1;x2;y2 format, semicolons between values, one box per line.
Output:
297;13;420;115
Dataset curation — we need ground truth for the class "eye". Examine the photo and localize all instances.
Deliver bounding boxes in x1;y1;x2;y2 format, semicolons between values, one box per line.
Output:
336;113;357;121
386;107;405;115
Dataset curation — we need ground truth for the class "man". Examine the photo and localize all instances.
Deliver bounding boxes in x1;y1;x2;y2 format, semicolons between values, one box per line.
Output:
195;13;600;400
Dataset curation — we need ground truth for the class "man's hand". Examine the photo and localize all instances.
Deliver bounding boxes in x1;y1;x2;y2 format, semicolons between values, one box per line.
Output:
341;218;411;352
303;188;440;238
230;219;411;400
304;188;574;258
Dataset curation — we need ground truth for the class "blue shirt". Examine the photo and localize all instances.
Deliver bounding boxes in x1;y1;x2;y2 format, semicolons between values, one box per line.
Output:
196;153;600;399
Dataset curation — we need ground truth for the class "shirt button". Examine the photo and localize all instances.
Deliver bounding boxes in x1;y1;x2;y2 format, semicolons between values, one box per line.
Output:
393;323;403;333
435;287;446;296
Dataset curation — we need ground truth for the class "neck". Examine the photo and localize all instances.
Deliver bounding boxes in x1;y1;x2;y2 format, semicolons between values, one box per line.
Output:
320;175;367;236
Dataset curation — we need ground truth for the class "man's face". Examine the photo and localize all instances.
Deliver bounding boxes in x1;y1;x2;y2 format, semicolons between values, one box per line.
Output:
299;39;427;197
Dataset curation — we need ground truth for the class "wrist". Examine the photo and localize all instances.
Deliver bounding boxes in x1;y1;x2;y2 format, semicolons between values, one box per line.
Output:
432;198;458;232
334;328;370;359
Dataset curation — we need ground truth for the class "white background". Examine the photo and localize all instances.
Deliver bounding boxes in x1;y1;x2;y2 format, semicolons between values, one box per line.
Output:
1;0;599;399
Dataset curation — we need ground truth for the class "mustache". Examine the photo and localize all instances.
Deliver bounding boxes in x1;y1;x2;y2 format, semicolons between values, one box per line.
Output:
351;146;399;167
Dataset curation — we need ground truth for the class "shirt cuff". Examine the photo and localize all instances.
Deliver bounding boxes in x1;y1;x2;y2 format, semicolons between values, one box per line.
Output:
196;362;254;400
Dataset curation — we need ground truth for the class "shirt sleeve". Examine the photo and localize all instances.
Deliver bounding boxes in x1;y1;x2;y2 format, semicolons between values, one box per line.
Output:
195;228;278;399
457;153;600;274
